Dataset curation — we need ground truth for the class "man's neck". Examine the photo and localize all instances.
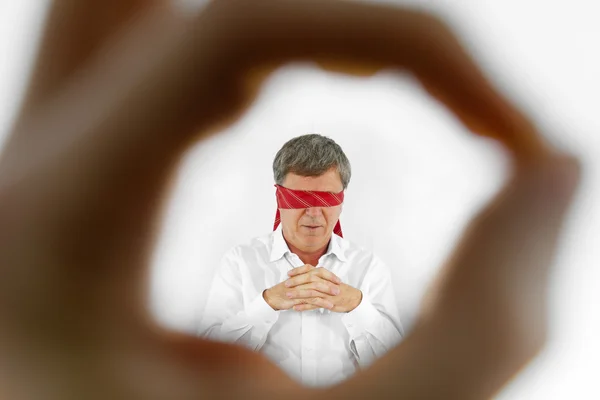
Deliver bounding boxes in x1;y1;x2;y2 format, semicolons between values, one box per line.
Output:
284;236;330;267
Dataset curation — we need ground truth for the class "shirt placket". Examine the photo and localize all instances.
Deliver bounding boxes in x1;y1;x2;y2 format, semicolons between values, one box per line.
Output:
302;307;318;386
303;255;336;386
285;253;318;386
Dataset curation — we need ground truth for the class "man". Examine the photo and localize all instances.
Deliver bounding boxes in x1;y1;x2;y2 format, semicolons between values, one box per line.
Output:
198;134;403;387
0;0;581;399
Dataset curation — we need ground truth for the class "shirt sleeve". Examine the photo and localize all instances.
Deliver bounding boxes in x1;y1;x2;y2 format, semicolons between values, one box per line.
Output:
197;247;280;351
340;253;404;368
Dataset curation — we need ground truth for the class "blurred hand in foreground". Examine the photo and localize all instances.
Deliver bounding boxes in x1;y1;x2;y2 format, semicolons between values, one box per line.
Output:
0;1;581;399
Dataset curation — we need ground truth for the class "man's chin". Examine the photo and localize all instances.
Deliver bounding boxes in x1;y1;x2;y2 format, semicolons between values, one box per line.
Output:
299;232;329;246
302;236;322;243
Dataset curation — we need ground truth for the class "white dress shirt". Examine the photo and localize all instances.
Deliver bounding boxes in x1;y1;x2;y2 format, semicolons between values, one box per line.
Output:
198;225;403;387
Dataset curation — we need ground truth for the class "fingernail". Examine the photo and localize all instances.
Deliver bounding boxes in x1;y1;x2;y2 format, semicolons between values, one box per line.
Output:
285;281;291;287
334;288;340;295
286;292;293;298
327;302;334;309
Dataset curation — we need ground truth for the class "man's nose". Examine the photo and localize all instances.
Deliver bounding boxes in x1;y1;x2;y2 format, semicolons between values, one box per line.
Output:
305;207;323;217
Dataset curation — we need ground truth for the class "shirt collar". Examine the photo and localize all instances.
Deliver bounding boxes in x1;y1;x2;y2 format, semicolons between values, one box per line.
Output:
269;225;291;262
269;225;347;263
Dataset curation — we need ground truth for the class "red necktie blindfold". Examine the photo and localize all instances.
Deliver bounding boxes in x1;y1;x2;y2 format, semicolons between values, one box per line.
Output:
273;184;344;237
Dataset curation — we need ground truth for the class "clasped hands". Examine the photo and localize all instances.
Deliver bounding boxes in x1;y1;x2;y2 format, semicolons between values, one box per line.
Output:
263;264;362;313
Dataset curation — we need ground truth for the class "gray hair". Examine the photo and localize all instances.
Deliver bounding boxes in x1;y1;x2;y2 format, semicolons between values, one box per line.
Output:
273;134;351;190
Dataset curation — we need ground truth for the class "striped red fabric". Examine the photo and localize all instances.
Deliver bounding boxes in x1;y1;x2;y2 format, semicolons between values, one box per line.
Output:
273;184;344;237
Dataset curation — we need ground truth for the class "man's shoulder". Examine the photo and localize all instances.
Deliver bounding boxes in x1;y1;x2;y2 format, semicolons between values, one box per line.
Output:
221;231;275;260
334;234;371;255
336;235;389;269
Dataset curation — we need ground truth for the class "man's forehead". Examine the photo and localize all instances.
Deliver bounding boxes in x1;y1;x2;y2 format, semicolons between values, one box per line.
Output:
282;170;343;193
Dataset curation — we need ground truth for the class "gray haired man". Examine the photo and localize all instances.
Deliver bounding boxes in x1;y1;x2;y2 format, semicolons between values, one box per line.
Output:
198;134;403;387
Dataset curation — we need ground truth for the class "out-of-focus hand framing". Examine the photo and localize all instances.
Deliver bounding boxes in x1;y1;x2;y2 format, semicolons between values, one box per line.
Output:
0;1;581;399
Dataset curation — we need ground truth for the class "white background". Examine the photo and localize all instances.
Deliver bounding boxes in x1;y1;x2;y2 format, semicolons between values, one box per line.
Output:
1;1;598;398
